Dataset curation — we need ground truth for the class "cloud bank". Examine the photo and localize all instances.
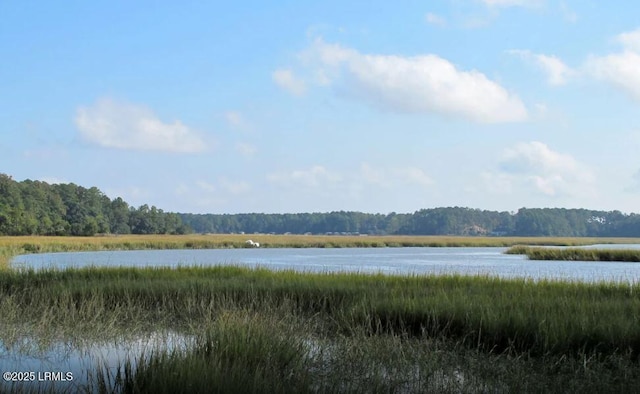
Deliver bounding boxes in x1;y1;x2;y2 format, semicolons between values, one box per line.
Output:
75;98;206;153
586;28;640;102
268;163;433;192
425;12;447;27
508;49;573;85
272;69;307;96
299;39;528;123
489;141;594;197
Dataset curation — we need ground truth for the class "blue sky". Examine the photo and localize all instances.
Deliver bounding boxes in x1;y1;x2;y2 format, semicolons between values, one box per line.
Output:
2;1;640;214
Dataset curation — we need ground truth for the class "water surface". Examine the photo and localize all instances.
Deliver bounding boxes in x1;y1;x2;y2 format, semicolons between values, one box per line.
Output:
11;246;640;283
0;331;192;393
5;245;640;390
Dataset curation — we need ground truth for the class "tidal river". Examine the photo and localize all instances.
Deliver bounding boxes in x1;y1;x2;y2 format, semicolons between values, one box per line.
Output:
10;246;640;283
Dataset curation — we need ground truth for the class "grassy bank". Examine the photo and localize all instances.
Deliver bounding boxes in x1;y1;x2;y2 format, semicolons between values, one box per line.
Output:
1;266;640;392
3;236;640;392
3;265;636;357
2;234;639;269
506;245;640;262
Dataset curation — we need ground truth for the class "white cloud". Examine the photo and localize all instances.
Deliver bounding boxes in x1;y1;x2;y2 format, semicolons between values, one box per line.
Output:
425;12;447;27
264;163;433;212
75;98;206;153
480;0;543;7
175;183;190;196
182;179;251;210
491;141;594;197
559;1;577;23
616;28;640;52
267;165;342;189
264;165;351;212
225;111;245;128
219;177;251;195
585;28;640;102
196;180;216;193
360;163;433;188
533;102;549;118
104;186;150;204
236;142;257;157
508;49;573;86
272;68;307;96
225;110;253;133
398;167;434;187
360;163;390;187
481;172;514;194
586;51;640;101
304;39;528;123
500;142;577;174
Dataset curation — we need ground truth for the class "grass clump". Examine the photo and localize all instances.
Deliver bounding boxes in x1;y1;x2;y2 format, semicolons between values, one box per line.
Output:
2;266;640;357
506;246;640;262
2;265;640;392
94;312;313;394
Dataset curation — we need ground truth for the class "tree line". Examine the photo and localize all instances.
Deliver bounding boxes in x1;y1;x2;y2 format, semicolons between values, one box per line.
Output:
2;173;640;237
0;174;188;236
179;207;640;237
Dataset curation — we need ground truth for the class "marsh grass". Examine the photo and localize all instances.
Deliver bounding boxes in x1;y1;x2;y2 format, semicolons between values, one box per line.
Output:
2;234;639;270
506;245;640;262
91;312;314;394
5;335;640;394
2;266;639;357
0;266;640;393
3;260;640;392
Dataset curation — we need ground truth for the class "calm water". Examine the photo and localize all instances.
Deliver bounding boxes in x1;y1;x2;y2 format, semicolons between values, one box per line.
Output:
0;331;192;392
4;246;640;390
10;245;640;283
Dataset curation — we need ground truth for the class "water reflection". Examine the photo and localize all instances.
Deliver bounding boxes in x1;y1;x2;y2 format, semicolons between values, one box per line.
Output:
0;331;193;393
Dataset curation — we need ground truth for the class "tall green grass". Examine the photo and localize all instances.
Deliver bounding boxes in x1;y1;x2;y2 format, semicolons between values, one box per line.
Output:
91;331;640;393
2;266;639;357
2;266;640;393
92;312;314;394
506;246;640;262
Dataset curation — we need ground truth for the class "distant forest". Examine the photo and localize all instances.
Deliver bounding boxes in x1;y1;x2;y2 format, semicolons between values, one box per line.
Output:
2;173;640;237
180;208;640;237
0;174;188;236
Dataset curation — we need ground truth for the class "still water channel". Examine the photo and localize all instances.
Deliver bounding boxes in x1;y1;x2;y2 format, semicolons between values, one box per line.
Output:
4;246;640;392
10;245;640;283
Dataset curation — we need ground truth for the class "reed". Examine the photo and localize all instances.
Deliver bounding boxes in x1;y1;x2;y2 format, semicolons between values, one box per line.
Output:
2;266;639;357
92;329;640;393
506;246;640;262
92;311;314;394
2;266;640;392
